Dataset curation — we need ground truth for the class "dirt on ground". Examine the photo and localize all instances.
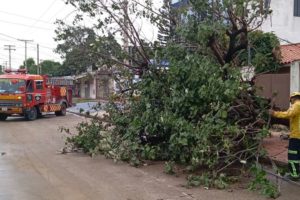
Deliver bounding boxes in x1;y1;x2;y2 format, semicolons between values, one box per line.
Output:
0;114;299;200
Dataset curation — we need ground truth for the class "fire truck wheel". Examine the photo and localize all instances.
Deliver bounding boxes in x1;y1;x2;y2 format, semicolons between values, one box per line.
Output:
55;103;67;116
25;107;38;121
0;114;8;121
37;109;43;118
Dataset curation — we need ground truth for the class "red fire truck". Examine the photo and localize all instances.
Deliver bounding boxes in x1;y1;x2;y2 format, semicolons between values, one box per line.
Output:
0;69;73;121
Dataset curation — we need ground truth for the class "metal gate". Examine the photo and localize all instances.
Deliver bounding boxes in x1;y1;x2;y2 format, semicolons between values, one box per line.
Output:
255;72;290;109
96;78;110;99
84;81;90;98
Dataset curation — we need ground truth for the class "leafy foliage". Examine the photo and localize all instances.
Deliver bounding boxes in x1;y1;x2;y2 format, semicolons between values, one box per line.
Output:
60;0;280;197
164;161;175;175
238;31;281;73
0;65;3;74
104;54;270;171
62;119;115;157
156;0;176;45
248;165;280;198
56;0;157;77
54;25;99;75
186;173;230;189
19;58;64;76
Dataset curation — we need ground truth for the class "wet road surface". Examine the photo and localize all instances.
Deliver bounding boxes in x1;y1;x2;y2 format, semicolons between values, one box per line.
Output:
0;114;299;200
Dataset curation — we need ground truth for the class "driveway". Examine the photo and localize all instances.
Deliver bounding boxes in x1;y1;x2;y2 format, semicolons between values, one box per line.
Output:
0;114;298;200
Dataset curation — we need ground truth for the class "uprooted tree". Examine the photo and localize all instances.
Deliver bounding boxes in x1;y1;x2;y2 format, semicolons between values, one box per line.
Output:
58;0;281;197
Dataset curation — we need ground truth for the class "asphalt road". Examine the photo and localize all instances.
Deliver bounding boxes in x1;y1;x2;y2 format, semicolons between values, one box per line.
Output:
0;114;299;200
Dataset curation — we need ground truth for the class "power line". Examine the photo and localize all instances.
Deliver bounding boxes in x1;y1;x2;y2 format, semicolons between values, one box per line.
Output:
28;0;58;30
48;3;69;22
39;44;55;50
4;45;16;70
0;31;62;64
278;37;299;45
277;37;300;52
61;9;78;20
0;9;54;25
0;32;18;40
0;19;52;31
18;39;34;71
0;32;57;51
27;42;54;50
0;38;14;42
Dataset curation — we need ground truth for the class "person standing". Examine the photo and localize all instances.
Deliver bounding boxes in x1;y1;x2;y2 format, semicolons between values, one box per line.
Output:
270;92;300;180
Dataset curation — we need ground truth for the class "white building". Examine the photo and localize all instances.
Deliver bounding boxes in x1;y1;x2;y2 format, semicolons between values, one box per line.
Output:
75;70;115;99
262;0;300;43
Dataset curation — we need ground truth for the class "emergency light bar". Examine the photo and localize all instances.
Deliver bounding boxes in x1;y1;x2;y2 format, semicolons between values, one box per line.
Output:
4;69;27;74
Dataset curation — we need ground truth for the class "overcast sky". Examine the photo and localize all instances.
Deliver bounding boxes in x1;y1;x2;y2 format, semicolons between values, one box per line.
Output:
0;0;75;69
0;0;161;71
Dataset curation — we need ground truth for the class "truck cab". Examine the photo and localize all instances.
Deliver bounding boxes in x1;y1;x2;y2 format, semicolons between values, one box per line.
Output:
0;69;72;121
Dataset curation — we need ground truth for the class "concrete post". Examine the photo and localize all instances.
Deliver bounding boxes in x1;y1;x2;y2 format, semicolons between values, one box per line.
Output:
290;61;300;93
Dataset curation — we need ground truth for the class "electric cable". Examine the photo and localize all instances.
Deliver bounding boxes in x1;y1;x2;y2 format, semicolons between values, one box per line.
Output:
0;9;53;24
0;19;52;31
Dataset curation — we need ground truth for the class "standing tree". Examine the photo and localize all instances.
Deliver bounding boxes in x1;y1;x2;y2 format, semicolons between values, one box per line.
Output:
0;65;3;74
55;25;102;75
19;58;37;74
61;0;160;66
39;60;63;76
19;58;63;76
156;0;177;45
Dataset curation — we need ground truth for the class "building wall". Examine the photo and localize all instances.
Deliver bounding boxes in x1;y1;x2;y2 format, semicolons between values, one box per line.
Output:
255;67;290;109
78;79;95;99
79;81;86;98
262;0;300;43
90;78;96;99
290;61;300;93
96;74;114;99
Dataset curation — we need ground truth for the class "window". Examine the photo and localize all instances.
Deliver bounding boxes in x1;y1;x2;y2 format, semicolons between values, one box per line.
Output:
264;0;271;10
36;81;44;90
26;80;34;92
295;0;300;17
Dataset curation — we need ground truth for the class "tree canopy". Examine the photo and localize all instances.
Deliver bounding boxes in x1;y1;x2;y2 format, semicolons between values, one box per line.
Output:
0;65;3;74
19;58;63;76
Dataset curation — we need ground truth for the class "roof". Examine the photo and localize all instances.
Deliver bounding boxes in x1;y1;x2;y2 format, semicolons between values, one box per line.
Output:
75;69;112;80
280;43;300;64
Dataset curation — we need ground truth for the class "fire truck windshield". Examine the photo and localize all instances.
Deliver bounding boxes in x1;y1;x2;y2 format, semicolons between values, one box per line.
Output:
0;78;26;94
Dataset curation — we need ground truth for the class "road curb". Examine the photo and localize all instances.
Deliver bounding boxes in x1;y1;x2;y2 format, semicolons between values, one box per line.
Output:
67;110;111;122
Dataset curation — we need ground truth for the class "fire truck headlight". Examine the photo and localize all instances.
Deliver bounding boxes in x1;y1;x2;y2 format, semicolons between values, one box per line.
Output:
17;96;22;100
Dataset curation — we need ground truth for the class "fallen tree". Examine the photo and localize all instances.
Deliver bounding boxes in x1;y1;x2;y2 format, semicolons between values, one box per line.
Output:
58;0;282;198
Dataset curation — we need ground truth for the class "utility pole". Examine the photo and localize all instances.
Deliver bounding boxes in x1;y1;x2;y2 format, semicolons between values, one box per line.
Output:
122;0;129;65
37;44;40;74
3;61;8;71
4;45;16;70
18;39;33;71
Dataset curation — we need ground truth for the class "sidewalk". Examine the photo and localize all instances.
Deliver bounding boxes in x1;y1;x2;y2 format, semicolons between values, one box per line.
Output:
67;101;108;118
263;131;288;165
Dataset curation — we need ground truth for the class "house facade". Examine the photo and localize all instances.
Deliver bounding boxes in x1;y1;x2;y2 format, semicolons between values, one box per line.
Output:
261;0;300;43
75;69;115;100
255;44;300;109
